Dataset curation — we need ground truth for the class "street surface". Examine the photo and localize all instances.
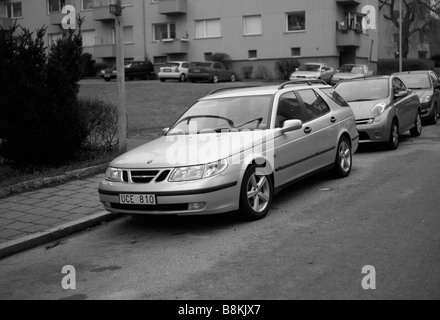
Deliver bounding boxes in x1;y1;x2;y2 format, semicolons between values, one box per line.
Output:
0;122;439;300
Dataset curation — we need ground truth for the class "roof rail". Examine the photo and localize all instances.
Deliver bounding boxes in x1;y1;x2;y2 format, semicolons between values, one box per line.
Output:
278;79;328;90
207;85;263;95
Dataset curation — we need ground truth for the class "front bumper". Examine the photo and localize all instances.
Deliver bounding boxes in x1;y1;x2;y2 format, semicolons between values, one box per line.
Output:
98;173;240;216
420;101;434;120
356;119;390;143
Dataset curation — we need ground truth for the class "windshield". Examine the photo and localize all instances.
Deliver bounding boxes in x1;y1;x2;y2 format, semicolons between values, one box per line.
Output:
298;64;320;72
335;79;389;102
396;74;431;89
339;65;364;74
168;95;272;135
164;62;179;67
193;62;212;67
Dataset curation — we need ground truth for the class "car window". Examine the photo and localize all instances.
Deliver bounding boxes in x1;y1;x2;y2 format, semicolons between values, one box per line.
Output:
275;92;306;128
396;74;430;89
297;89;330;121
392;77;407;94
429;72;438;86
320;88;350;107
182;63;189;68
335;79;389;102
214;63;223;69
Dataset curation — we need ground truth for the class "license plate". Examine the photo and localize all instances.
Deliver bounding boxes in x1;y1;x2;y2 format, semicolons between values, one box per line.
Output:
164;68;171;72
104;75;111;78
119;194;156;205
193;69;200;73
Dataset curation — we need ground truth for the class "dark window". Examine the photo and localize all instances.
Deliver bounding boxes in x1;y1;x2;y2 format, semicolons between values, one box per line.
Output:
320;88;350;107
297;89;330;121
275;92;306;127
248;50;257;59
287;12;305;31
291;47;301;56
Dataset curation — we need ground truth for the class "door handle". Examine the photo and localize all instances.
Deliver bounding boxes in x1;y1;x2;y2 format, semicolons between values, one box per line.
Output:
304;127;312;134
330;116;337;123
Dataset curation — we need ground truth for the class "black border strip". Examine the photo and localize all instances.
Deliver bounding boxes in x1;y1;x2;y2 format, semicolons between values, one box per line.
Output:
275;146;336;172
99;181;238;197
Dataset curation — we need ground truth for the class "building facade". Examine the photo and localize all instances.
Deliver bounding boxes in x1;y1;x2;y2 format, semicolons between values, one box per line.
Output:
0;0;379;77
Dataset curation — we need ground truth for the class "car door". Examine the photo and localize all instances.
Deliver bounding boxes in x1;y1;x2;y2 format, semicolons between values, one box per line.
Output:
296;88;338;166
392;77;416;132
213;63;226;80
429;71;440;104
321;64;332;83
273;91;321;187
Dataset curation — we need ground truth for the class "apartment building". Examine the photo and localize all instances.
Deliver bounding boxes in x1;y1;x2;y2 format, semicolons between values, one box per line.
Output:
0;0;379;75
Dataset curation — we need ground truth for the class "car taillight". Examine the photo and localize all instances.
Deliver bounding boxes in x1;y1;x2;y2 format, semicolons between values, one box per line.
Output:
175;67;179;72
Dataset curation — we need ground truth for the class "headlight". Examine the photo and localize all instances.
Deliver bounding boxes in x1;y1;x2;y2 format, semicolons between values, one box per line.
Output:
424;96;432;103
112;70;117;74
371;102;386;117
169;159;228;182
105;167;122;182
100;70;105;74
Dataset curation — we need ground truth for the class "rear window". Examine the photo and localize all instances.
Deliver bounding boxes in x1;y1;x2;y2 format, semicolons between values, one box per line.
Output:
164;63;179;67
320;88;350;107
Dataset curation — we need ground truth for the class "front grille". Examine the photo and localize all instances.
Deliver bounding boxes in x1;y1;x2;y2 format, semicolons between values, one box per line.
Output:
111;203;189;212
359;132;370;141
130;170;160;183
356;118;374;125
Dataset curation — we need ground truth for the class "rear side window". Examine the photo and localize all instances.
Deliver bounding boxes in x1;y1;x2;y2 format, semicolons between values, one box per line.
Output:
296;89;331;121
320;88;350;107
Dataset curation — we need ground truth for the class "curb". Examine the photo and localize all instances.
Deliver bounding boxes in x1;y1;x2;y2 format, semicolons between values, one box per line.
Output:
0;163;109;199
0;211;122;260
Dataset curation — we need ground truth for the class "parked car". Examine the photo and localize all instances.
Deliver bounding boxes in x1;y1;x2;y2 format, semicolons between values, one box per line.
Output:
98;81;358;221
290;62;335;84
188;61;236;83
158;61;191;82
392;70;440;124
330;64;374;86
100;60;155;81
334;76;422;150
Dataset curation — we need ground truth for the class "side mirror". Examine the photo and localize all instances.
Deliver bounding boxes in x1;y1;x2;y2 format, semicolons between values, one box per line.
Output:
394;90;408;99
280;119;303;134
162;128;169;135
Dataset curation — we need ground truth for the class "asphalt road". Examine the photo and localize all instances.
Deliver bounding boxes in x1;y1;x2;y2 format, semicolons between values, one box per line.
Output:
0;124;440;300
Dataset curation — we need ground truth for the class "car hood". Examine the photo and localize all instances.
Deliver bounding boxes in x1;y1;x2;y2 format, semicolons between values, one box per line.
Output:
110;131;275;169
348;99;387;120
332;73;364;80
291;71;320;77
411;89;431;100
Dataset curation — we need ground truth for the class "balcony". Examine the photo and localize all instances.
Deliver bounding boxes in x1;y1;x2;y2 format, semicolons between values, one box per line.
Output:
158;0;187;15
94;44;116;58
49;12;65;25
158;38;189;54
93;6;114;21
336;29;362;47
0;18;15;29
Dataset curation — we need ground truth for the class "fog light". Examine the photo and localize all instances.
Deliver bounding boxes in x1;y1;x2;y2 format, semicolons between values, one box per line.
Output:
188;202;206;210
375;132;382;139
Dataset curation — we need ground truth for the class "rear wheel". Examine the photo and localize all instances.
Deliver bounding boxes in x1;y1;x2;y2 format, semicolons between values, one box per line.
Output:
179;74;186;82
387;119;399;150
160;78;166;82
410;111;422;137
332;136;352;178
430;104;438;125
230;74;236;82
239;165;273;221
212;75;219;83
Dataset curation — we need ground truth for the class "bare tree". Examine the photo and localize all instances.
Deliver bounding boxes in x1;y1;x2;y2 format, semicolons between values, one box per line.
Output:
379;0;435;58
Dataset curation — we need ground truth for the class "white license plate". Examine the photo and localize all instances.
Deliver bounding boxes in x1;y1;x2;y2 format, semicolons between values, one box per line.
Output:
164;69;171;72
119;194;156;205
104;75;111;78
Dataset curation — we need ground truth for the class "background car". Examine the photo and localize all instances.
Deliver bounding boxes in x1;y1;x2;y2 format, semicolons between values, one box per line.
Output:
393;70;440;125
290;62;334;84
158;61;190;82
100;60;155;81
330;64;374;86
334;76;422;150
188;61;236;83
98;81;358;221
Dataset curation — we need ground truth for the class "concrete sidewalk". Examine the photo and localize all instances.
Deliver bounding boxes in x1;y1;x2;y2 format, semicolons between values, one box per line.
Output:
0;174;120;259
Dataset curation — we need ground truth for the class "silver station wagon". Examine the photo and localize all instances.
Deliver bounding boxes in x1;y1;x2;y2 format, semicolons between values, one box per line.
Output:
99;81;359;221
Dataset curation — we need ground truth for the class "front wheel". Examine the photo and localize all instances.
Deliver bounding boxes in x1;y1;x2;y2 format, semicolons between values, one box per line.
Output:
239;165;273;221
430;104;438;125
387;119;399;150
332;136;352;178
410;112;422;137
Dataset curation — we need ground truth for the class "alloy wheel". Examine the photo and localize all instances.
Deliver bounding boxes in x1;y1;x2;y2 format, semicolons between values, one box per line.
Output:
246;173;270;213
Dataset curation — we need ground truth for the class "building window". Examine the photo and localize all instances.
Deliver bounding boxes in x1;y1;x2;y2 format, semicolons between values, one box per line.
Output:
81;0;94;11
81;30;95;47
47;0;64;13
153;23;176;41
419;51;428;59
243;15;262;36
287;12;305;32
248;50;257;59
291;47;301;57
195;19;221;38
204;52;212;60
48;33;63;45
6;2;23;18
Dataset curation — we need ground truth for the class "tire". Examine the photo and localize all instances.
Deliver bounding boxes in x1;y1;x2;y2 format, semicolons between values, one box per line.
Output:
212;75;219;83
230;74;236;82
104;78;111;82
191;79;197;83
387;119;399;150
179;74;186;82
239;165;273;221
160;78;166;82
430;104;438;125
410;111;422;137
332;136;352;178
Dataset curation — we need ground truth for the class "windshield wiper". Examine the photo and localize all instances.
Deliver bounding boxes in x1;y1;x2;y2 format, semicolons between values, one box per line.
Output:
236;117;263;129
